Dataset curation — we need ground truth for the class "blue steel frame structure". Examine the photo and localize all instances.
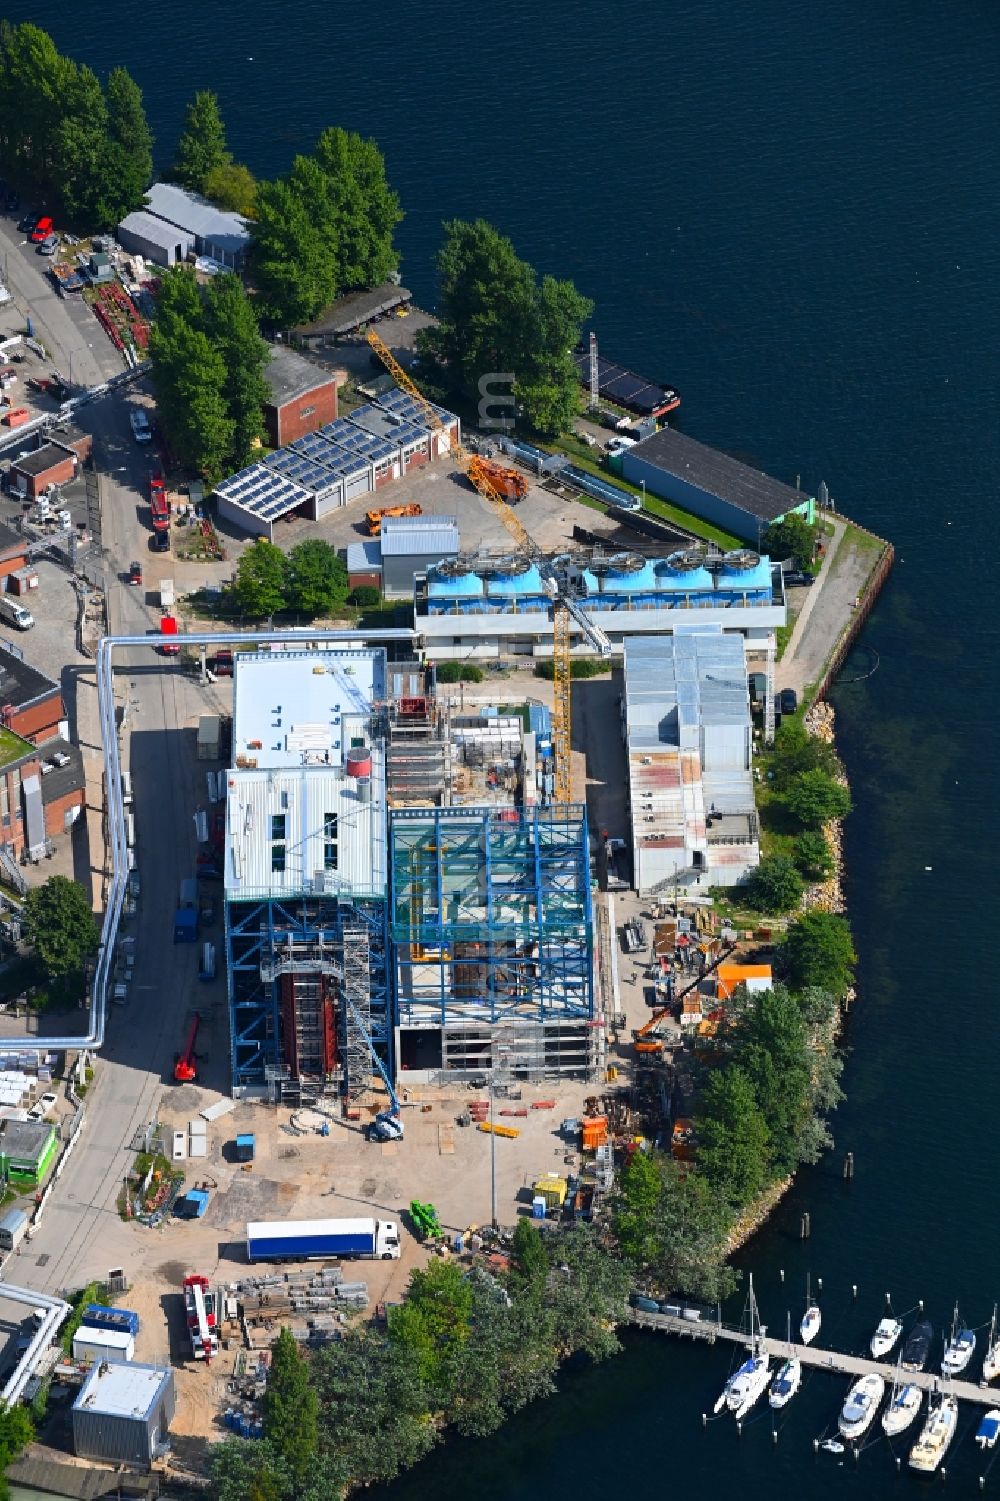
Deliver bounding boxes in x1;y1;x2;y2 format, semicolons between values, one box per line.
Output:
226;892;388;1093
389;805;593;1030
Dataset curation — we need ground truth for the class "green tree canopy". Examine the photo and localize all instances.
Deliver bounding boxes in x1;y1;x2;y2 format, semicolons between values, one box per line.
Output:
285;539;349;619
97;67;153;225
203;160;257;216
695;1065;771;1205
311;1329;434;1488
613;1148;662;1265
712;984;815;1175
646;1157;738;1303
768;719;841;787
389;1259;473;1406
794;829;835;881
782;767;852;829
23;875;98;979
740;853;804;914
261;1328;318;1486
451;1279;557;1437
250;171;338;326
418;220;592;438
779;910;856;998
314;126;402;288
173;89;229;193
232;540;288;618
762;513;817;571
202;272;269;470
510;1216;549;1286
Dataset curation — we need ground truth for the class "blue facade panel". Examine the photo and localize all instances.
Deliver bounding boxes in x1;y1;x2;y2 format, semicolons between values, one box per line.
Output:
248;1230;373;1260
620;452;762;541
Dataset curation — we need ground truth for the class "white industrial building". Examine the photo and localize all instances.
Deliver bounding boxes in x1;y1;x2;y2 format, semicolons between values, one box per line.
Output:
117;182;251;269
623;627;759;895
415;546;785;660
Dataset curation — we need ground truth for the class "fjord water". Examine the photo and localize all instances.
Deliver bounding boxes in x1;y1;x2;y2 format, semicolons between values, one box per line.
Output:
15;0;1000;1491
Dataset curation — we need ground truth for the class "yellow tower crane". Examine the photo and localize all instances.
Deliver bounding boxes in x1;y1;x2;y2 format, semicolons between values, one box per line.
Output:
366;329;610;804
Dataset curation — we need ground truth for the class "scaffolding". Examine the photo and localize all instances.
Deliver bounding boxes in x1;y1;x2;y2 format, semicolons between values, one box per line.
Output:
390;805;597;1079
226;894;388;1099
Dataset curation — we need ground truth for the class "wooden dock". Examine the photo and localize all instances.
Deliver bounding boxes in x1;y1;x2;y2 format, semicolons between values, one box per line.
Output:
630;1309;1000;1408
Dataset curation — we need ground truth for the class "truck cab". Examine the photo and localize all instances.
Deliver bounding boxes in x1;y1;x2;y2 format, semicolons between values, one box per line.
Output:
376;1221;401;1259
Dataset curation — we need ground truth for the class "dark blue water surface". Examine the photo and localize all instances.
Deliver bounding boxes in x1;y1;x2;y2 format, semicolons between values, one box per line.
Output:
12;0;1000;1492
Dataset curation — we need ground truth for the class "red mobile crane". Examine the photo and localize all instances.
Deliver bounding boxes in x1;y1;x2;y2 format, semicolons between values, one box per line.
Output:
174;1013;200;1082
149;471;170;531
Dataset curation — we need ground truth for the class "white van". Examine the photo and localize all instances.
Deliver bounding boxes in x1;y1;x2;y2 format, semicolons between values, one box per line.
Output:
0;597;33;630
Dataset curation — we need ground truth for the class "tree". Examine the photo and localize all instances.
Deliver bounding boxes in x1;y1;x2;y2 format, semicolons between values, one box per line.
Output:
794;829;834;881
97;67;153;224
740;853;804;914
646;1158;738;1303
715;985;814;1175
286;540;349;619
347;585;381;607
613;1147;662;1264
203;160;257;217
779;910;856;998
762;513;817;571
314;126;402;288
23;876;98;979
311;1328;434;1487
782;768;852;829
768;719;840;787
209;1438;292;1501
696;1065;771;1205
232;540;288;618
545;1224;632;1362
262;1329;318;1486
451;1281;557;1437
510;1216;549;1286
250;171;338;326
0;24;75;193
0;1399;33;1501
419;220;592;437
202;272;269;470
54;62;110;224
173;89;229;193
389;1259;473;1405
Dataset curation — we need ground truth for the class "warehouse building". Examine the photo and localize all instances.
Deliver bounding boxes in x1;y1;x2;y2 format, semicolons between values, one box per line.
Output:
380;514;459;598
390;804;596;1082
263;347;338;448
72;1362;175;1468
224;648;389;1100
117;182;250;270
345;540;383;593
0;1117;58;1186
620;427;815;544
623;627;759;896
415;545;784;660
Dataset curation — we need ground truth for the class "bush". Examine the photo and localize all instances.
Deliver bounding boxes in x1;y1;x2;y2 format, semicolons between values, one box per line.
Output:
782;769;852;830
348;585;381;607
533;657;610;680
779;910;856;997
434;662;462;683
459;665;483;682
740;854;804;915
762;514;817;571
794;830;835;881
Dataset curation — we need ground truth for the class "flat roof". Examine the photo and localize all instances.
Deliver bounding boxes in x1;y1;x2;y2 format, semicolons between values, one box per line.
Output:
74;1327;133;1350
117;209;190;253
0;644;59;712
346;540;382;572
38;738;85;805
232;647;384;771
573;348;679;415
380;515;459;557
378;388;459;431
0;726;39;774
0;1117;53;1161
11;441;74;478
294;282;412;338
142;182;250;253
213;463;311;524
627;426;807;524
74;1360;170;1419
264;345;335;408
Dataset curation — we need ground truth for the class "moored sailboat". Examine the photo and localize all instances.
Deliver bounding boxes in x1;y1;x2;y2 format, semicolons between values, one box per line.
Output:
715;1275;770;1420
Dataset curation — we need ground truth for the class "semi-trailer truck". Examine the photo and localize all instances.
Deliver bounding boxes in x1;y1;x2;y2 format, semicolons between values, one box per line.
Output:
246;1217;401;1262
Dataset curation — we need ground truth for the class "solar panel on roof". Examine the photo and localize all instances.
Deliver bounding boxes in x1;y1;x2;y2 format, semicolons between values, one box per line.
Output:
215;462;309;520
318;419;397;464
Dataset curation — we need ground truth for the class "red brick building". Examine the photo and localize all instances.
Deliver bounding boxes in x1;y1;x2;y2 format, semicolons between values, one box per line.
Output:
9;430;92;500
0;733;85;858
262;347;338;449
0;650;66;744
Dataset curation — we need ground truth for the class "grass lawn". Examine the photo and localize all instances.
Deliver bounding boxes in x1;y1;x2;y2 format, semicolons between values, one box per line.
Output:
0;727;34;770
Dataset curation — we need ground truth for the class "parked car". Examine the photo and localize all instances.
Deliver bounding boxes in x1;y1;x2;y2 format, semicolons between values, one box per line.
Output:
27;1092;58;1122
4;192;19;213
29;216;53;243
128;560;143;586
17;212;38;234
783;570;815;588
129;409;152;443
213;649;234;677
779;688;798;716
35;233;58;256
151;529;170;553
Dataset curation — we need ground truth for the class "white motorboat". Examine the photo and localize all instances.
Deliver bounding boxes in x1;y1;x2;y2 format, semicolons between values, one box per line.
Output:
870;1316;903;1360
715;1275;770;1420
839;1372;885;1441
821;1438;845;1454
976;1410;1000;1450
800;1273;821;1345
769;1357;801;1409
909;1392;958;1473
941;1304;976;1376
982;1306;1000;1383
882;1379;923;1437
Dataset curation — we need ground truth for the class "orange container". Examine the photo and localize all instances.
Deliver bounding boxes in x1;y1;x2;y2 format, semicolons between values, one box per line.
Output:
4;408;29;427
581;1116;608;1150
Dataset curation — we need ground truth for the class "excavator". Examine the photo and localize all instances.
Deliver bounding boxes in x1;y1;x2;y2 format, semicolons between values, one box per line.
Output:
366;329;612;803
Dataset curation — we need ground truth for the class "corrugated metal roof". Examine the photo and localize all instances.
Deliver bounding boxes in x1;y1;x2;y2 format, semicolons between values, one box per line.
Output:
117;209;190;253
143;182;250;253
379;515;459;557
346;541;382;572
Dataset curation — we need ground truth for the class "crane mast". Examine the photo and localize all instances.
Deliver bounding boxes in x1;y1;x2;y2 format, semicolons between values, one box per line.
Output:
365;330;611;802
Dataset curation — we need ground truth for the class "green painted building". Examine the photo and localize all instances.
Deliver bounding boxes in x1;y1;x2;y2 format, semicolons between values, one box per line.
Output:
0;1118;58;1187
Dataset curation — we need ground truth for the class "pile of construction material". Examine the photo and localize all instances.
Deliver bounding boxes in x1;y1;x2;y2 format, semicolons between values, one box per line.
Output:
237;1267;368;1347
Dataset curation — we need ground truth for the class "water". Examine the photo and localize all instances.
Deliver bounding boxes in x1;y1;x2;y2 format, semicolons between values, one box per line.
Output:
11;0;1000;1491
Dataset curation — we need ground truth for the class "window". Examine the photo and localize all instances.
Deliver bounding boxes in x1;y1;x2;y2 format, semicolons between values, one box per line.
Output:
271;845;286;873
300;404;315;418
323;812;338;871
270;814;286;841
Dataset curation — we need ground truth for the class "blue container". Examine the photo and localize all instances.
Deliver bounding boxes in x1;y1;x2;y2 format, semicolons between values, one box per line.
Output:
531;1196;547;1220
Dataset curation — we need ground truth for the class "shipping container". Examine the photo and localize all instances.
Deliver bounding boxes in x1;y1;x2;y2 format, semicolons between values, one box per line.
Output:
73;1327;135;1364
0;1206;28;1251
246;1217;401;1262
197;715;221;761
173;908;198;944
81;1304;140;1337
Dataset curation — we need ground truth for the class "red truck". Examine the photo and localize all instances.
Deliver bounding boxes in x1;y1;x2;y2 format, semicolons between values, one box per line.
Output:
149;471;170;532
160;614;180;655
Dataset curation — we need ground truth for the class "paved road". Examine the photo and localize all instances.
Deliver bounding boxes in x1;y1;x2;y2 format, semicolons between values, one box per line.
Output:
13;392;235;1294
777;517;877;698
0;215;122;390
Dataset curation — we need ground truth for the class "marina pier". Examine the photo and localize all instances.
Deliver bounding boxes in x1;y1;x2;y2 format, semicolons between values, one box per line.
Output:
630;1309;1000;1409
